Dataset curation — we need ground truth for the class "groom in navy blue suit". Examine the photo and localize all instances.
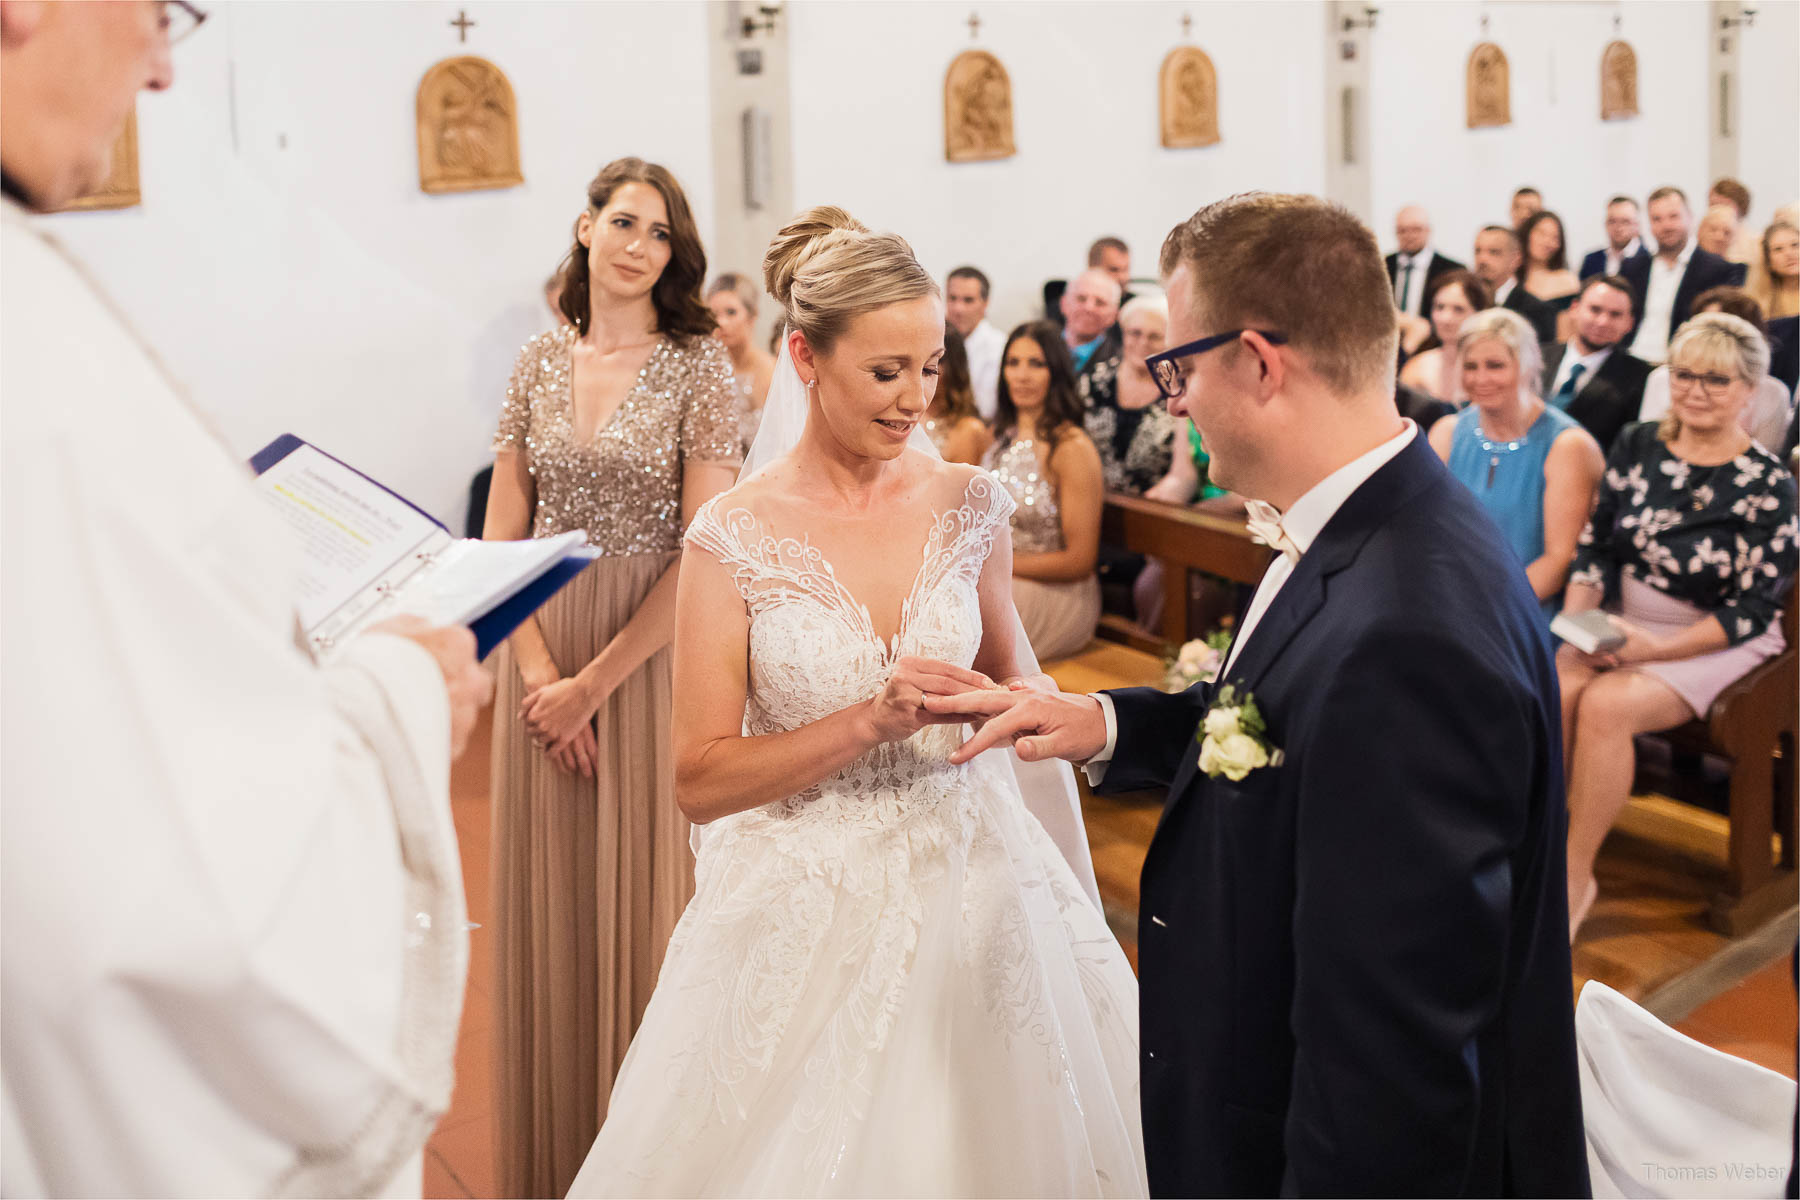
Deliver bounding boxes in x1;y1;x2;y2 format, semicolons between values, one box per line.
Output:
934;194;1589;1197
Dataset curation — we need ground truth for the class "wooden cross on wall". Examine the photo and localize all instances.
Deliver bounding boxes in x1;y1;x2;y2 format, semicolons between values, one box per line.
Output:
450;9;475;42
1181;12;1192;37
967;11;980;40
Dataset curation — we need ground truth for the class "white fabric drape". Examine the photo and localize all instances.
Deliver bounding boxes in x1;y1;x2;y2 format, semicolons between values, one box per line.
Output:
0;199;465;1197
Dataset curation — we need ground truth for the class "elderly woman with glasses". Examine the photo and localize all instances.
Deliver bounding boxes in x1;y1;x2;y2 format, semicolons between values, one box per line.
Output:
1558;313;1797;939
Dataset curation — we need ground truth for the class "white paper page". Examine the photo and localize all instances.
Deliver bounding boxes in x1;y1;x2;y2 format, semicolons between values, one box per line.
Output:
255;444;442;630
386;531;593;628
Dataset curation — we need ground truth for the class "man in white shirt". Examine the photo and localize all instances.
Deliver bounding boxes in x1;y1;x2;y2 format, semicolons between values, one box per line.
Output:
1578;196;1647;280
1624;186;1744;364
1473;224;1555;341
1541;275;1652;451
1;4;490;1195
930;192;1588;1198
945;265;1003;421
1384;205;1463;319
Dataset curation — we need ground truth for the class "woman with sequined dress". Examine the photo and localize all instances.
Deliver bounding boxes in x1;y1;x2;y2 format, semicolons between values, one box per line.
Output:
481;158;741;1198
982;320;1104;660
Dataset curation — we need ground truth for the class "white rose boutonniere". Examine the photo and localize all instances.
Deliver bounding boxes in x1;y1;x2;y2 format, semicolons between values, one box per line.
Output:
1196;685;1284;782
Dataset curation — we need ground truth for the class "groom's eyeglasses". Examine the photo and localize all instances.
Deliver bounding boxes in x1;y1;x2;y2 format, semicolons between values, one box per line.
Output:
1145;329;1288;403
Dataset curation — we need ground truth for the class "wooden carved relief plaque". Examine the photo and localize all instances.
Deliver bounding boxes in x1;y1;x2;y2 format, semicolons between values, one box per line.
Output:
1159;46;1220;149
944;50;1016;163
1466;42;1511;129
417;55;523;194
1601;40;1639;120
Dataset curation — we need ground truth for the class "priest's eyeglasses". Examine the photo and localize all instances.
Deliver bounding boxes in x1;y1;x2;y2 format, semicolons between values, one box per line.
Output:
1145;329;1288;403
157;0;209;46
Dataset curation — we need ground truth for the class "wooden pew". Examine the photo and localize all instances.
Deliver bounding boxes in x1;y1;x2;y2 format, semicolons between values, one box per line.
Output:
1639;590;1798;936
1097;492;1271;653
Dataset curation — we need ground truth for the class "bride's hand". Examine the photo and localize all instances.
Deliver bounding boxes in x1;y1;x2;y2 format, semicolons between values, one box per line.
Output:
862;656;1000;745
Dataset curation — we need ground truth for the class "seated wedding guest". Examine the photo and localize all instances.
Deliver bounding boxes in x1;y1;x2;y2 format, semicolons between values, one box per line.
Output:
1430;309;1604;620
1542;274;1651;452
1639;289;1795;454
924;328;993;465
1745;218;1799;321
1560;313;1797;939
1398;269;1491;403
1474;224;1556;341
1625;186;1745;363
1081;294;1179;494
1134;425;1241;633
1709;176;1760;263
1387;204;1464;325
708;272;775;451
1;4;492;1195
1580;196;1649;280
1696;204;1741;260
983;320;1103;659
1059;268;1122;373
1519;210;1583;338
1512;185;1544;229
1090;234;1132;294
945;265;1003;419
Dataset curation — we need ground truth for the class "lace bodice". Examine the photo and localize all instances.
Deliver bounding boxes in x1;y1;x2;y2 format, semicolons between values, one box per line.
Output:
684;471;1015;832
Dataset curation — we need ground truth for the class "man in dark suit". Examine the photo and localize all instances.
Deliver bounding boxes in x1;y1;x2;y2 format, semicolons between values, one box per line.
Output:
1579;195;1651;280
1385;205;1463;321
1474;224;1557;341
1623;186;1746;362
933;194;1589;1198
1541;274;1651;453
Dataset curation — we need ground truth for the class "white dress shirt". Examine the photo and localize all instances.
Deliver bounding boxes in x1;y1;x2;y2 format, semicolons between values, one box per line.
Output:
1492;277;1517;306
1548;343;1613;402
1603;236;1642;277
1393;249;1435;317
1086;421;1418;779
1629;239;1696;364
962;319;1004;423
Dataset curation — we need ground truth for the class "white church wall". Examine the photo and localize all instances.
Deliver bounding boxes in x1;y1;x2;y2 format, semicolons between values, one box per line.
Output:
1736;0;1800;231
785;1;1331;331
1367;1;1714;273
40;1;717;528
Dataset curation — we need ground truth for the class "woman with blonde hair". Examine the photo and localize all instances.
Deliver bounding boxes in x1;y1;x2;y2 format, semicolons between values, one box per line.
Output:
484;157;743;1197
707;271;776;450
1429;308;1605;620
1559;313;1797;938
1743;218;1799;321
566;206;1143;1197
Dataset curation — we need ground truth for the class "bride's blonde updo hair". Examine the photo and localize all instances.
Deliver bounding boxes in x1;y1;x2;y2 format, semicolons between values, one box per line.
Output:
762;206;938;355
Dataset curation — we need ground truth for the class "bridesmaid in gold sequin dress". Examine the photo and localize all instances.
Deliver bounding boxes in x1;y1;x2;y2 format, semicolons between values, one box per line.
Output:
981;321;1103;660
482;159;740;1199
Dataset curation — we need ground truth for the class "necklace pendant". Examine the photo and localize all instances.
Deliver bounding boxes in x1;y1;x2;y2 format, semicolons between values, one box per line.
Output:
1487;456;1498;487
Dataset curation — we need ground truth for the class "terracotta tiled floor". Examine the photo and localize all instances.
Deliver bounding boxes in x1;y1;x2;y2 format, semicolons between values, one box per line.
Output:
427;647;1798;1198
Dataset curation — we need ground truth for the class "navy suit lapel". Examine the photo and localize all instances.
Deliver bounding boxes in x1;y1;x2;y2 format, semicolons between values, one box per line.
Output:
1160;435;1446;809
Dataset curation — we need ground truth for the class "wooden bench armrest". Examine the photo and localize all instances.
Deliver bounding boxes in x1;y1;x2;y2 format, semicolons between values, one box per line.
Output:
1100;492;1271;587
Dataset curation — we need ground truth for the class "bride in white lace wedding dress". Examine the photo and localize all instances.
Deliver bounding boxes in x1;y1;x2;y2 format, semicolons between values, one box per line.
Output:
566;208;1144;1198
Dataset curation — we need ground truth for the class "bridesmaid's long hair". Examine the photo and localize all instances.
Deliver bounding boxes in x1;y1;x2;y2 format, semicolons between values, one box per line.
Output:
933;328;980;424
556;157;714;339
994;320;1083;446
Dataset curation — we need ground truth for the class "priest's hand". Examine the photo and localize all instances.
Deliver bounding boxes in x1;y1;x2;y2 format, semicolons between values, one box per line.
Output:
924;685;1107;765
375;618;493;760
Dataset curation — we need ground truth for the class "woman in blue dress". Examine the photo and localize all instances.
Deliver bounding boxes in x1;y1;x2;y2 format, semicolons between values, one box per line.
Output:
1429;307;1605;620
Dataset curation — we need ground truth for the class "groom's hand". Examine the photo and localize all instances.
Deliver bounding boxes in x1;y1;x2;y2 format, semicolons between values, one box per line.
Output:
924;686;1108;765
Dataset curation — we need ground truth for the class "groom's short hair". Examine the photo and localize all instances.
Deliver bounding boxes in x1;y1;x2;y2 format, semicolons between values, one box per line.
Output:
1160;193;1398;396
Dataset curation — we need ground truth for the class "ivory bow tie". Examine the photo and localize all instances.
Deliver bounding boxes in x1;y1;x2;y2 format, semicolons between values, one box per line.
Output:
1244;500;1302;563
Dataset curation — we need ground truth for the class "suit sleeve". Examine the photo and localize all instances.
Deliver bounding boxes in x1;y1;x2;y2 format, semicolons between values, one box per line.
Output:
1093;683;1210;794
1282;627;1536;1196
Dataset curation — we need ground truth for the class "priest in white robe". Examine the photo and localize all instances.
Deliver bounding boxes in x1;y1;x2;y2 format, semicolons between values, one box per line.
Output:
0;3;488;1194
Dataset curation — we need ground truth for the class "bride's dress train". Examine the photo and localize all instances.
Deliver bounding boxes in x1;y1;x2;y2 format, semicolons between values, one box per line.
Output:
567;471;1145;1197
